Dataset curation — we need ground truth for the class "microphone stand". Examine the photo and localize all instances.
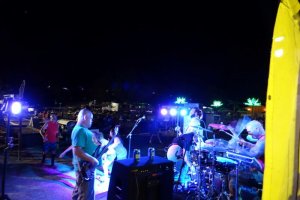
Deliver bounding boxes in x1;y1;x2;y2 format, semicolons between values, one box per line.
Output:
126;118;142;159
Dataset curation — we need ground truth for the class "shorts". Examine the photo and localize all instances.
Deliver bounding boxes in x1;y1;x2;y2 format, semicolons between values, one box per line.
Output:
43;142;57;152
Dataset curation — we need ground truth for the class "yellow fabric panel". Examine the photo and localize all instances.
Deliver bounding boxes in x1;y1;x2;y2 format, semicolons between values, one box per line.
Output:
263;0;300;199
282;0;300;15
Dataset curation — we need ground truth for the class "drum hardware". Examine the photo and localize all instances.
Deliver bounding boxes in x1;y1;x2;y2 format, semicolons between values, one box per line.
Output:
187;134;234;199
168;131;244;199
186;133;236;200
226;151;254;164
225;151;255;200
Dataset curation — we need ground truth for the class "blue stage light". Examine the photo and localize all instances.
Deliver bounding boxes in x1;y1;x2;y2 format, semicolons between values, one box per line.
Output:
160;108;168;115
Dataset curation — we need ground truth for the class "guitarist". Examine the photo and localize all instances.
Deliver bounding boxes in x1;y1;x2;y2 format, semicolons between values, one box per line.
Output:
167;126;196;187
102;125;127;181
71;108;99;200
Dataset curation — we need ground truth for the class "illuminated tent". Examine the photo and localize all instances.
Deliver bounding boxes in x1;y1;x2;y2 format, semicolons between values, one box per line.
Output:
263;0;300;199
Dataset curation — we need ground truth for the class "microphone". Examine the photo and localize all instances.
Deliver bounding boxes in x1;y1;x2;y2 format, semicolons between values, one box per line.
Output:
135;115;145;123
137;115;146;121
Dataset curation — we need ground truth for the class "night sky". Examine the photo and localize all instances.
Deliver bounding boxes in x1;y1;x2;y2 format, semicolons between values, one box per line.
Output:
0;1;280;107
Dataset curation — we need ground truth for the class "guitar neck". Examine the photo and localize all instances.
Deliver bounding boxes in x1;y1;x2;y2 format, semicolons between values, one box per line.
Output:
95;134;118;160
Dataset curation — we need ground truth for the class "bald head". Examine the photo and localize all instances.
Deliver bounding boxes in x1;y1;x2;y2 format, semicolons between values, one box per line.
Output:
246;120;265;138
77;108;93;128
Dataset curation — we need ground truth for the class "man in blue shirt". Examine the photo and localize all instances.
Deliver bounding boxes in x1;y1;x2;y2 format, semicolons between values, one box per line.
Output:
71;108;99;200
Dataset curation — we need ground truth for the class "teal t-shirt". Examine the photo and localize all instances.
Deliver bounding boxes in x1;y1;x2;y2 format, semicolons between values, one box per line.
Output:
71;125;97;170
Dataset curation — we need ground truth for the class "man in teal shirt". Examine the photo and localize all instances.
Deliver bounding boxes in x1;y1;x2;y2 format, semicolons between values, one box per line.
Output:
72;108;99;200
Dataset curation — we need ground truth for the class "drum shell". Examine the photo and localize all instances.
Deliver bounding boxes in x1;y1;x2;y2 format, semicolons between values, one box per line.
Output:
190;150;215;166
214;157;237;173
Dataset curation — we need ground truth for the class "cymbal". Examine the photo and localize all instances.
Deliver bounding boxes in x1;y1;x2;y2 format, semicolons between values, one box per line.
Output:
208;123;228;130
201;145;228;152
205;139;229;147
199;139;229;152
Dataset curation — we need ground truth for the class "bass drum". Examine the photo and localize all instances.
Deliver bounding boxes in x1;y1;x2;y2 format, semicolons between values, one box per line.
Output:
189;166;225;199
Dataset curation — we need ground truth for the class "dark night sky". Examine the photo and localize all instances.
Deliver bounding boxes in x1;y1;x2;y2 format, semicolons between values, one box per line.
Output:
0;1;280;106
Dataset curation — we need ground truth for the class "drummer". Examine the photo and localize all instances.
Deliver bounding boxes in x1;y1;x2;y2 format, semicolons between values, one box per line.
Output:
228;120;265;199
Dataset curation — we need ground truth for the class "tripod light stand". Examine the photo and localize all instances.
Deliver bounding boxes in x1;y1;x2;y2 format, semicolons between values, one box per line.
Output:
1;99;22;200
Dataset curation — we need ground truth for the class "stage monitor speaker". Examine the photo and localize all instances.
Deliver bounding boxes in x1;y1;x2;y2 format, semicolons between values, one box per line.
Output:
107;156;174;200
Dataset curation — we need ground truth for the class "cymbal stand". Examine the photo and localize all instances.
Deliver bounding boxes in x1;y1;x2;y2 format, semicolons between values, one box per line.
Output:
232;161;240;200
196;134;203;200
195;130;215;200
185;133;204;200
209;131;217;198
225;151;254;200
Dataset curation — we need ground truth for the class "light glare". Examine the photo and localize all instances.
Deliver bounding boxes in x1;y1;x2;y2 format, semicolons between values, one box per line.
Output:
180;109;187;116
11;101;22;115
160;108;168;115
274;49;283;57
170;108;177;116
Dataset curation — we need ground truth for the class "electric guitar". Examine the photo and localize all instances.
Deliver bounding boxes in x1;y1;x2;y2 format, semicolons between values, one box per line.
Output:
80;125;119;181
167;144;183;162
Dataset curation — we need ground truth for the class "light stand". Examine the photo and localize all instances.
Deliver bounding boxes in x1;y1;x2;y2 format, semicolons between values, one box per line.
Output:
1;113;14;200
126;118;143;158
1;99;21;200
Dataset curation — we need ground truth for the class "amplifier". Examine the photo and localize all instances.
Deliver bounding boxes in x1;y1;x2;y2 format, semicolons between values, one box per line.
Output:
107;156;174;200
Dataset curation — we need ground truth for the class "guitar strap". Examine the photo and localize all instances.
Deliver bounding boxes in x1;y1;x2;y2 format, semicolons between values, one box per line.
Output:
92;145;102;158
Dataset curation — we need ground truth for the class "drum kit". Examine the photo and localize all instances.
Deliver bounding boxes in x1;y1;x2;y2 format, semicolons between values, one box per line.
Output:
169;123;261;200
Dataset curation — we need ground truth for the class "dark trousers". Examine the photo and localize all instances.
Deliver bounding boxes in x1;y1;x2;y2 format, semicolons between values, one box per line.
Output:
72;171;95;200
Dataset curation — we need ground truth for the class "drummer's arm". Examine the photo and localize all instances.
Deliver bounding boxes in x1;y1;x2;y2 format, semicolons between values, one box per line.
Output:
248;140;265;158
239;139;255;148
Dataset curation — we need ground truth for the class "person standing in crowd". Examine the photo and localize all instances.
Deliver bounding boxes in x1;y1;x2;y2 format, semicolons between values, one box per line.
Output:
40;113;60;166
228;120;265;199
148;115;162;144
101;125;127;181
71;108;99;200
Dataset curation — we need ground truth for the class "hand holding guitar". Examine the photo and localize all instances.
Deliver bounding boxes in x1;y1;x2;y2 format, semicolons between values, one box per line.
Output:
175;126;183;136
80;125;120;181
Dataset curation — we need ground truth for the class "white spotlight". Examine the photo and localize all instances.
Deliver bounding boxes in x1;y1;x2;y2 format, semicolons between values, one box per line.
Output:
170;108;177;116
180;109;187;116
11;101;22;115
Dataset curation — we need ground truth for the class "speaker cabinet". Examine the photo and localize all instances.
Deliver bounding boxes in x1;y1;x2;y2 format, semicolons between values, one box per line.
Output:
107;156;174;200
